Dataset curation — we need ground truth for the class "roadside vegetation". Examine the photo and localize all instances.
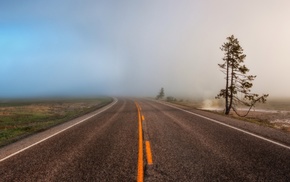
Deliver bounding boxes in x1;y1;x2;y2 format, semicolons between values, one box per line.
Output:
216;35;268;116
155;35;288;132
163;97;290;132
0;97;112;147
156;87;165;100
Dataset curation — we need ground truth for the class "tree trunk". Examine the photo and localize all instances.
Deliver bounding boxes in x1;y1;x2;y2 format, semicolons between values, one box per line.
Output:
227;58;234;114
225;52;230;115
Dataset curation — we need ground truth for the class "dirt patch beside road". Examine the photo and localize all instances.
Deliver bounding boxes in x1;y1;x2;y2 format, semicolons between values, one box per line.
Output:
164;98;290;133
234;110;290;132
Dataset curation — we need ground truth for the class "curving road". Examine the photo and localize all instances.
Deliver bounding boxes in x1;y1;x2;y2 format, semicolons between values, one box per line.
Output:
0;98;290;181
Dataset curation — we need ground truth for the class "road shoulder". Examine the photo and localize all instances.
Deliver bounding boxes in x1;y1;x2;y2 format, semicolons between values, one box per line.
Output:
155;100;290;147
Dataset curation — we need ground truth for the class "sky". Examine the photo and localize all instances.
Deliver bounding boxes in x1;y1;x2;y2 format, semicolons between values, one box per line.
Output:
0;0;290;99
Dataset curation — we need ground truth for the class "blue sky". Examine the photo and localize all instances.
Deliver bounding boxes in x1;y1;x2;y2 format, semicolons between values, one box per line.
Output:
1;0;290;98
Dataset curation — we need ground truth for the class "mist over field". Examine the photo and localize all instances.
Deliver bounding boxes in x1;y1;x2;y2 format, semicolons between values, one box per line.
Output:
1;0;290;99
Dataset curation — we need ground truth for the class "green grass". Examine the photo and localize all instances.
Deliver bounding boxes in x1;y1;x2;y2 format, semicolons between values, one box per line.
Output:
0;97;113;147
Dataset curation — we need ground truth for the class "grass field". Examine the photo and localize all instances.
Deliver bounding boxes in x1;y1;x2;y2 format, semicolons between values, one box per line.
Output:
0;97;112;147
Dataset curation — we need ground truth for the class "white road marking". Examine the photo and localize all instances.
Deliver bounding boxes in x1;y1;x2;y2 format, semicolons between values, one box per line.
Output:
0;98;118;162
158;101;290;150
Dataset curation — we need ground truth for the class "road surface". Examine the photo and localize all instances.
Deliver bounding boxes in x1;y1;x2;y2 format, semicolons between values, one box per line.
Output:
0;98;290;181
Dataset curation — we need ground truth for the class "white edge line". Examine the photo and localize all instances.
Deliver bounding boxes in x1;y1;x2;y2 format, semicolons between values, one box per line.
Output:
0;98;118;162
157;100;290;150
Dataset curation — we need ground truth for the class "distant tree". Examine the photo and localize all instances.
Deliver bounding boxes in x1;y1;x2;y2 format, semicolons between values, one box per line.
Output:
216;35;269;116
156;87;165;100
166;96;176;102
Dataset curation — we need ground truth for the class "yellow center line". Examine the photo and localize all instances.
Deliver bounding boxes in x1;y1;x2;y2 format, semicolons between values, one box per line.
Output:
145;141;153;165
135;102;144;182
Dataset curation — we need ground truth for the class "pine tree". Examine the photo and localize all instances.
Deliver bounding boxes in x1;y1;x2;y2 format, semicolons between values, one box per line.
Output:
216;35;268;116
156;87;165;100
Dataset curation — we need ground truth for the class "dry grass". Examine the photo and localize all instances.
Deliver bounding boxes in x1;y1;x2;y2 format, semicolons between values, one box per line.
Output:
227;110;290;132
0;97;112;147
167;98;290;133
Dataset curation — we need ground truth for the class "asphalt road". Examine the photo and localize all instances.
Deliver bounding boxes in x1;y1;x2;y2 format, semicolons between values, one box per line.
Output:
0;98;290;181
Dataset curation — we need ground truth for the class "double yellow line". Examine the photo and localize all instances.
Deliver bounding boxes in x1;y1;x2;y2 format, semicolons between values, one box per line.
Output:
135;102;153;182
